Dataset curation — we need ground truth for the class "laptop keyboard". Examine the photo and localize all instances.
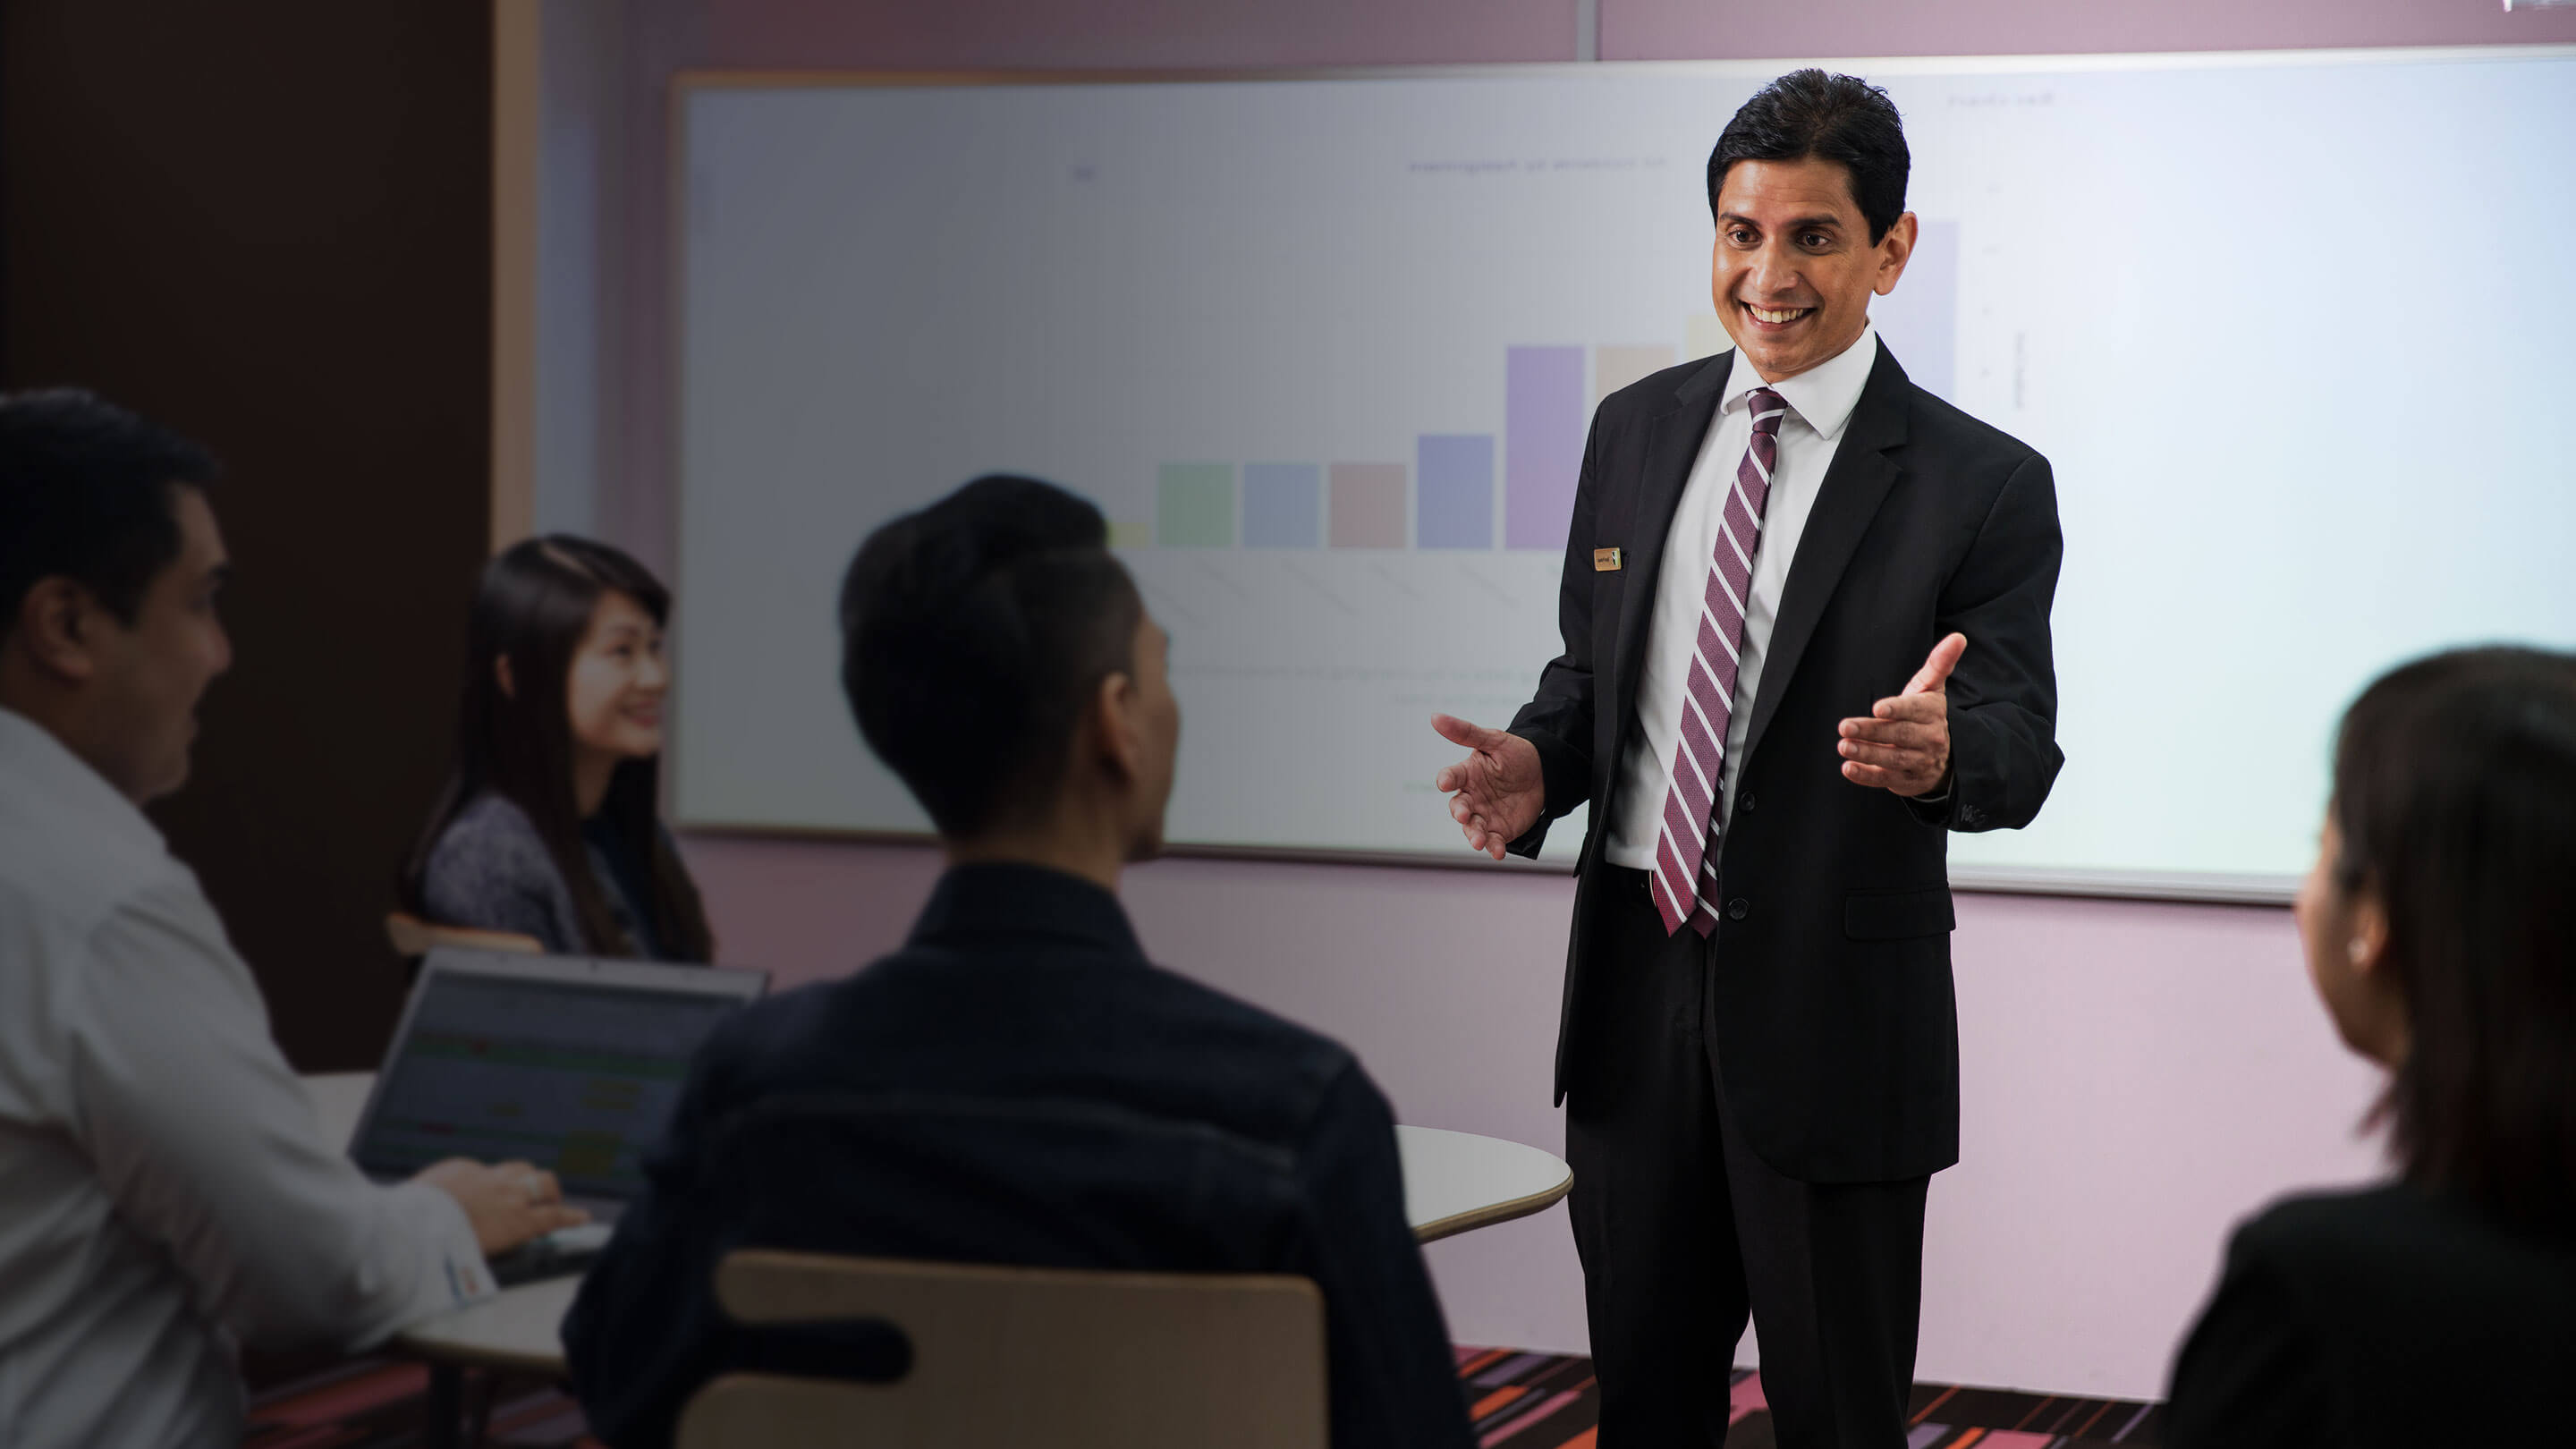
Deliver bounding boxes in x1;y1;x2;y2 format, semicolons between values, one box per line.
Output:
487;1222;614;1287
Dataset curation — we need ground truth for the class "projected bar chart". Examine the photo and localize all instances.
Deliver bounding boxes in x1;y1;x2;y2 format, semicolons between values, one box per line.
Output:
1119;333;1685;555
1116;338;1658;555
1113;242;1960;556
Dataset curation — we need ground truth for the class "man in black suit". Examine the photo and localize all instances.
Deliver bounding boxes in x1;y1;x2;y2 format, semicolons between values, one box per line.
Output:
1435;72;2063;1447
565;477;1473;1449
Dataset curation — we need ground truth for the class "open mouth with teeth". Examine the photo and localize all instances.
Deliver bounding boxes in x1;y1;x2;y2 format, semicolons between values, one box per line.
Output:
1741;302;1816;328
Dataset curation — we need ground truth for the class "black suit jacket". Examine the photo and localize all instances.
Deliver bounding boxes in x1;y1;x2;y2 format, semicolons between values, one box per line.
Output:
2165;1183;2576;1446
1506;343;2063;1183
562;864;1473;1449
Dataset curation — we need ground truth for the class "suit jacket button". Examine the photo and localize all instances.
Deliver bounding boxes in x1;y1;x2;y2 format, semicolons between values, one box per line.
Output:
1739;792;1757;812
1726;898;1750;920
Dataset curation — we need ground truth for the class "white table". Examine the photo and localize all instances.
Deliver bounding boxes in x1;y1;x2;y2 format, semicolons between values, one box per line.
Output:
1395;1123;1576;1244
302;1074;1572;1263
302;1072;1570;1436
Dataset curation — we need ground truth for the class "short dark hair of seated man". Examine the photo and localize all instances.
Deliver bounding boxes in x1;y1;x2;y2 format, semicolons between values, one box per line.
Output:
402;535;714;962
561;476;1475;1449
840;474;1170;870
2164;647;2576;1447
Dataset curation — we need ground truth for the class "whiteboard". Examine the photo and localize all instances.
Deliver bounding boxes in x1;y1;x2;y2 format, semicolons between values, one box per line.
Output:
668;49;2576;899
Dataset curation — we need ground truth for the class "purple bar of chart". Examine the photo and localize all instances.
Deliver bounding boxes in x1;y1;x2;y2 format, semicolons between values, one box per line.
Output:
1504;345;1584;551
1415;435;1494;549
1242;462;1322;547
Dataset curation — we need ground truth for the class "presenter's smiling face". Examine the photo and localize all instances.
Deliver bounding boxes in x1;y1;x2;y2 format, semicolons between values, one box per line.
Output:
1712;157;1915;382
564;589;668;761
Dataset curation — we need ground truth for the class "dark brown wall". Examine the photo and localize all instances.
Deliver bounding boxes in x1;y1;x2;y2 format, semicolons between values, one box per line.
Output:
3;3;494;1069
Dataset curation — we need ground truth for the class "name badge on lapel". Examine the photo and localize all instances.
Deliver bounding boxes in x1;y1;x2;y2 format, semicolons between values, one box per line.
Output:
1593;547;1623;572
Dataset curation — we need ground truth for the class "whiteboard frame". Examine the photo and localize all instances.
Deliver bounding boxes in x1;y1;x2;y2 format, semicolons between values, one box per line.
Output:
670;822;2305;902
665;45;2573;907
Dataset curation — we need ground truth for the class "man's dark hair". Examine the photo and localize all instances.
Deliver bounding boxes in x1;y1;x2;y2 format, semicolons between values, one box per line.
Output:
2331;646;2576;1230
839;475;1145;838
0;389;222;639
1707;70;1910;244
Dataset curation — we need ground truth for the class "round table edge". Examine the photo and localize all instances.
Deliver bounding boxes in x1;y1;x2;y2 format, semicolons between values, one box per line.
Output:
1411;1166;1573;1245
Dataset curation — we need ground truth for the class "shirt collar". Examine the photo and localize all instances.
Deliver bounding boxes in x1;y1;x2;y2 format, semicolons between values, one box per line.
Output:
0;705;167;855
1720;323;1878;442
906;860;1148;961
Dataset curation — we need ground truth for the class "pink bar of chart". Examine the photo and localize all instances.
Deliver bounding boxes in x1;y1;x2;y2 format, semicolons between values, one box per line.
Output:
1504;345;1584;552
1329;463;1406;548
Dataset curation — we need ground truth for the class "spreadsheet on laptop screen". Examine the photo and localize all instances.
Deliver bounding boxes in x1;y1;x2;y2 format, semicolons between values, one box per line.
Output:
355;973;743;1199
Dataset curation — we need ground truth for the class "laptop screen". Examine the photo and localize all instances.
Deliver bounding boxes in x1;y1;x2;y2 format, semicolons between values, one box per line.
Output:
352;957;760;1201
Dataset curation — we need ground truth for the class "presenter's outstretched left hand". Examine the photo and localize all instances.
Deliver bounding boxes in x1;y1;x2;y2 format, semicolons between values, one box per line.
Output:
1838;632;1964;798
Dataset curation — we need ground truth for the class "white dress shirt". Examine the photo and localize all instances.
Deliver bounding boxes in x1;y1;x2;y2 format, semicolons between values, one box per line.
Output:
1604;326;1881;871
0;707;490;1449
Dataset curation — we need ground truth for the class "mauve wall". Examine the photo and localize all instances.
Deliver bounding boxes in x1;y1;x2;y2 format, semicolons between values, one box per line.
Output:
551;0;2574;1399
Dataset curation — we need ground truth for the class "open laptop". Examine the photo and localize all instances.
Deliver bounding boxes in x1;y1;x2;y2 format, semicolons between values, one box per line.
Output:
350;946;769;1281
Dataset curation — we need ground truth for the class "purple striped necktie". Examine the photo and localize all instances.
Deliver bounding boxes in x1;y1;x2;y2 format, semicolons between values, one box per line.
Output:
1650;386;1786;937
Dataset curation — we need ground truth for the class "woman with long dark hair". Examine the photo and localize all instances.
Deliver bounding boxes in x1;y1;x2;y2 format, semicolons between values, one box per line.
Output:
2164;647;2576;1445
405;537;713;962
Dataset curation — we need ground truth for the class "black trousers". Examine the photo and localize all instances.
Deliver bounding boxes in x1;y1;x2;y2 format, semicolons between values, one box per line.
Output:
1566;867;1930;1449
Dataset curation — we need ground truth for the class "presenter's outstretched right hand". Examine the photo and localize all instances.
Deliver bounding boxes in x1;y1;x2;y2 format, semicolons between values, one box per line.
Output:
1432;715;1546;860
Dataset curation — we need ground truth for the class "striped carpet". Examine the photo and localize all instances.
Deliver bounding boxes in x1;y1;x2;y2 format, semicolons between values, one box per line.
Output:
1451;1348;2165;1448
244;1347;2165;1447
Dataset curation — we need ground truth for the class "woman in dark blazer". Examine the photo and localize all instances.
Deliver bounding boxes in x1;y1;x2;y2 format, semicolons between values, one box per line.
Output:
402;536;713;962
2164;647;2576;1445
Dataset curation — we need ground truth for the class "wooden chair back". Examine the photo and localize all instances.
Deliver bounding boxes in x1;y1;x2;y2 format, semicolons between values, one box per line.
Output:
384;911;545;959
673;1250;1328;1449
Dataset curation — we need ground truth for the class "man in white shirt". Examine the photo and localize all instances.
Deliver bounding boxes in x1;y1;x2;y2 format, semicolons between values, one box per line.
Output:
0;389;588;1448
1433;72;2063;1446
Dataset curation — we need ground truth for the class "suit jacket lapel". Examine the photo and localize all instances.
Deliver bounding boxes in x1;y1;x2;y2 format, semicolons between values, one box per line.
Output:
1741;344;1913;769
1610;355;1730;729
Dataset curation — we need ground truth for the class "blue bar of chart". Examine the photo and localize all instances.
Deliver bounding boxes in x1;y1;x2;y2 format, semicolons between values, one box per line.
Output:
1416;435;1495;549
1242;462;1322;547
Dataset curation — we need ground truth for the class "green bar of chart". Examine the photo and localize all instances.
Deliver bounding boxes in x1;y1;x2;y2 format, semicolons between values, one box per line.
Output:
1156;463;1234;547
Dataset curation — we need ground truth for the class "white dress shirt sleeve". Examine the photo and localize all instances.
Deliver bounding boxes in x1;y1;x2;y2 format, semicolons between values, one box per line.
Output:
64;879;493;1351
